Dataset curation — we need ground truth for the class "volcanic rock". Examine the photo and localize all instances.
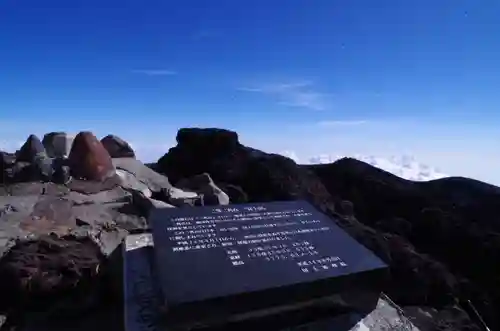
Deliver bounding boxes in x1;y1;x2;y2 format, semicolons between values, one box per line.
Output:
112;157;171;193
42;132;73;158
0;235;103;317
16;134;46;163
176;172;230;205
0;151;16;168
101;134;135;158
68;132;115;181
20;197;76;236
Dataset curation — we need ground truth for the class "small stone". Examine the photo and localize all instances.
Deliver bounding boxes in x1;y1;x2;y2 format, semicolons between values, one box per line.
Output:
68;131;116;181
16;134;46;162
176;173;230;205
101;134;135;158
42;132;74;158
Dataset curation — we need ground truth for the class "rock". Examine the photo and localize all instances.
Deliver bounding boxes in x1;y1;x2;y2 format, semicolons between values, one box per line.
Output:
376;217;412;237
0;196;39;258
20;197;76;236
166;186;198;199
151;186;201;207
176;173;230;205
33;153;54;181
42;132;73;158
0;151;16;167
43;183;70;196
176;127;240;153
72;202;145;229
112;157;172;193
67;175;120;194
7;182;68;197
68;131;115;181
7;182;47;196
64;186;131;206
88;226;128;301
0;235;103;317
101;134;135;158
116;168;152;197
0;196;39;215
339;200;355;217
52;157;71;184
7;162;37;183
130;191;175;217
218;183;248;203
16;134;46;163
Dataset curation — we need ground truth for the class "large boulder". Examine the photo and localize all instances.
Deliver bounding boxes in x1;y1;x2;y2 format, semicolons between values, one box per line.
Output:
42;132;74;158
68;132;115;181
16;134;46;163
101;135;135;158
112;157;173;193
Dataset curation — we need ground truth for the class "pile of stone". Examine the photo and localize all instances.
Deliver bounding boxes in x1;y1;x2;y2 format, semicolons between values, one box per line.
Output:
0;131;231;330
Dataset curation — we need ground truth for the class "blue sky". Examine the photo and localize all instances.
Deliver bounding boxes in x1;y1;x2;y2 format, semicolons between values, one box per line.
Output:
1;0;500;183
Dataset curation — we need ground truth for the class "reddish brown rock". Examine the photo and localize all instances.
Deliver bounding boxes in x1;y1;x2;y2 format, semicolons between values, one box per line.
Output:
68;132;115;181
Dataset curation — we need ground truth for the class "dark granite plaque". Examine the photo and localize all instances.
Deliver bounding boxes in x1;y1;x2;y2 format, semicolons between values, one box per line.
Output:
149;200;388;328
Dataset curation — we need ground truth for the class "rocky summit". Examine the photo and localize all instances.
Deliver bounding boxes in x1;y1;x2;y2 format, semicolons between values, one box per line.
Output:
0;127;498;331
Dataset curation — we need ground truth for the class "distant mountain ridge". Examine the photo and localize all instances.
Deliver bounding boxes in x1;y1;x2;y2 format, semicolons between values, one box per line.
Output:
306;153;449;182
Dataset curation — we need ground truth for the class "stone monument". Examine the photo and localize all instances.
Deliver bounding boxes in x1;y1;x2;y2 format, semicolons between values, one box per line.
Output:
144;200;389;330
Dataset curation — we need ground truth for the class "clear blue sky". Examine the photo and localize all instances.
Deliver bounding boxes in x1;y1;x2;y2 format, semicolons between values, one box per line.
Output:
1;0;499;182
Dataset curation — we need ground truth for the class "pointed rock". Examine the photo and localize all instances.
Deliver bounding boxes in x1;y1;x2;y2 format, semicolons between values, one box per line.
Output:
101;134;135;158
42;132;74;158
16;134;45;162
68;131;115;181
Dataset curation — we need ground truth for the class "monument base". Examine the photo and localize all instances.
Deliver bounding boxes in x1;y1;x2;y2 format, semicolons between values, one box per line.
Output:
124;233;417;331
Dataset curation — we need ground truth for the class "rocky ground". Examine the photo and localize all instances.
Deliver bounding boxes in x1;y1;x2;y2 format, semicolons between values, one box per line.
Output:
0;128;497;331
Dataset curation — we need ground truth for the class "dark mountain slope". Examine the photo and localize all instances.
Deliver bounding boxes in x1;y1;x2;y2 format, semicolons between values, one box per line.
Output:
307;157;500;330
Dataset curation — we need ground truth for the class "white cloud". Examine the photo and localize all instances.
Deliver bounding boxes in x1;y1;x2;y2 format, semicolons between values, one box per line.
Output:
238;81;329;111
132;69;177;76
